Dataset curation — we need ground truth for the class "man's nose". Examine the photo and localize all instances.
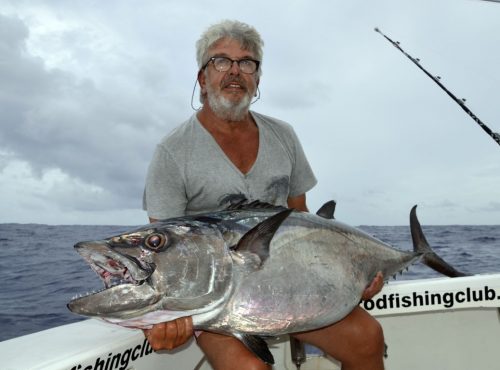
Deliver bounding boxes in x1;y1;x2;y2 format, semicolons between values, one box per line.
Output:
228;60;241;74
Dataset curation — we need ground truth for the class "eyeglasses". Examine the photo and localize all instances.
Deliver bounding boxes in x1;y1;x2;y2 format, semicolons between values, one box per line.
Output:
202;56;260;74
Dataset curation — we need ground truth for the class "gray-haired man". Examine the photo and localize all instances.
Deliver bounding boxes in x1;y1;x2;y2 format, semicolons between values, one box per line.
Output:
143;20;384;370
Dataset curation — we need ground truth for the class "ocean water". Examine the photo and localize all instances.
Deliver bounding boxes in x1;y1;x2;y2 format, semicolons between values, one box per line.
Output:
0;223;499;342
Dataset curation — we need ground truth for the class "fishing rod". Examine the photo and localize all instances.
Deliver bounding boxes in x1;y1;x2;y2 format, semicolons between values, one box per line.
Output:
374;27;500;147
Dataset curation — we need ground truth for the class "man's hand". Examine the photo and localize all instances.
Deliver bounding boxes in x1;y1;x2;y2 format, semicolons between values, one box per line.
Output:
362;271;384;301
143;317;194;351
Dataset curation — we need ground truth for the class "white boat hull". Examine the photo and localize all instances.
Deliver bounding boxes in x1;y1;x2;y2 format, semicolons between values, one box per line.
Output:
1;274;499;370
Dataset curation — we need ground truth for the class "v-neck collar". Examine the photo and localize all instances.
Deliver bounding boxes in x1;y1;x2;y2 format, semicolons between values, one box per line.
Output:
194;112;261;178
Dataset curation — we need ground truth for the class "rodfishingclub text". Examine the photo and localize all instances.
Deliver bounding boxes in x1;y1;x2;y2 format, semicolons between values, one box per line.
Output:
362;285;499;311
70;338;153;370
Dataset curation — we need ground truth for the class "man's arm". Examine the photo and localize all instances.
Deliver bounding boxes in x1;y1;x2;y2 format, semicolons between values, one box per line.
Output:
287;194;308;212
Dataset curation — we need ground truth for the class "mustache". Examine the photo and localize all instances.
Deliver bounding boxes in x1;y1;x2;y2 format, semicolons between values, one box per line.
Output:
221;76;248;90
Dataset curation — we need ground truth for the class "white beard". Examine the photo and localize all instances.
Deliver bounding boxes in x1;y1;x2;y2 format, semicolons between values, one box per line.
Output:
206;84;252;122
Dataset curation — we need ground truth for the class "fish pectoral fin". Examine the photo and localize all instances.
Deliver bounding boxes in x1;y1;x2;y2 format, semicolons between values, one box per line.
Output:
233;333;275;365
234;209;292;266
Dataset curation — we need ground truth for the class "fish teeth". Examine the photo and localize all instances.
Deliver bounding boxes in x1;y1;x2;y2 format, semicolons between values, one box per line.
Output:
71;287;108;300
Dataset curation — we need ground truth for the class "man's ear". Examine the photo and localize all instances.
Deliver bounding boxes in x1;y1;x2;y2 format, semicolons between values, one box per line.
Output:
198;69;207;95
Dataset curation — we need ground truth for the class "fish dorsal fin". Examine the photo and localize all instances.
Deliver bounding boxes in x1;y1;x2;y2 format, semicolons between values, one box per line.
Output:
234;209;292;266
316;200;336;219
225;198;288;212
233;333;274;364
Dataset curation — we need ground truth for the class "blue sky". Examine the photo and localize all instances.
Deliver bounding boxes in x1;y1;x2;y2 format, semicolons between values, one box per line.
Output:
1;0;499;225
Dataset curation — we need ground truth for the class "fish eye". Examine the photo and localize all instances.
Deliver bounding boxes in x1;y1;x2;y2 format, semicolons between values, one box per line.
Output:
145;233;167;250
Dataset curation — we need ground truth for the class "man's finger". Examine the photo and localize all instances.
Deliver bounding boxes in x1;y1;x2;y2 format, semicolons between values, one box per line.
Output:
174;318;187;347
164;320;179;349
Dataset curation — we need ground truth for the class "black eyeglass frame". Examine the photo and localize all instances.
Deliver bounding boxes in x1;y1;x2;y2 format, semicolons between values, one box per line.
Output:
202;56;261;74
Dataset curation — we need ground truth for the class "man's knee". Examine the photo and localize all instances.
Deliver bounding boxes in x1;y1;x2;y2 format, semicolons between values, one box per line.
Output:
353;315;385;357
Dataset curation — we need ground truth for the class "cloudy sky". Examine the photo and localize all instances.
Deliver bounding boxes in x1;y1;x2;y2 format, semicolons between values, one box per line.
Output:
1;0;499;226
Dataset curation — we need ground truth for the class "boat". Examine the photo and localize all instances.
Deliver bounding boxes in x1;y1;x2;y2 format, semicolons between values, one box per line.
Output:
2;273;499;370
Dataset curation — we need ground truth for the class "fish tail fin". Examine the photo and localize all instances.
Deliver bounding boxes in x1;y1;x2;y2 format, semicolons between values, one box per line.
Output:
410;205;468;277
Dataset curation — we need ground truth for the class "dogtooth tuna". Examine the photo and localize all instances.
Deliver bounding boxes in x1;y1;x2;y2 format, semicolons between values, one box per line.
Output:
68;200;465;363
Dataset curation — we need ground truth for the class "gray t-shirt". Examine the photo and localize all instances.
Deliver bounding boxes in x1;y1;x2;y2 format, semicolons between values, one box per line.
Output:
143;111;317;220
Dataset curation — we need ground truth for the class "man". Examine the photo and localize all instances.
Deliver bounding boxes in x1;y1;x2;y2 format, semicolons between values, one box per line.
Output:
143;20;384;370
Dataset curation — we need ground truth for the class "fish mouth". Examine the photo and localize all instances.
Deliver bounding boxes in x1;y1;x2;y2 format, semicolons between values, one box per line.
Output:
93;255;141;288
75;241;155;291
68;241;158;317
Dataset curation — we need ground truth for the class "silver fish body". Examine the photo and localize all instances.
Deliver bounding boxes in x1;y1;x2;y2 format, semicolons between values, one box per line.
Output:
200;209;415;335
68;201;465;363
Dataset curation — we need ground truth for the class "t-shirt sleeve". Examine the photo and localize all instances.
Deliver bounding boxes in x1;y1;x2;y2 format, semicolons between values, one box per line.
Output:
143;145;187;220
287;127;317;197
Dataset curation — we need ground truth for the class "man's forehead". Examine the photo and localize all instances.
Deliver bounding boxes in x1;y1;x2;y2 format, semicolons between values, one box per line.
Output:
209;38;255;57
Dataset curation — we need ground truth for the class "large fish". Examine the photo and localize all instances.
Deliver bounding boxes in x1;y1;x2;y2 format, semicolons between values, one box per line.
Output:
68;201;465;363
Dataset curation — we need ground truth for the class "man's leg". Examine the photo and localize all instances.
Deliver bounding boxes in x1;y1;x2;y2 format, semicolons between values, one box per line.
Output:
196;331;272;370
293;307;385;370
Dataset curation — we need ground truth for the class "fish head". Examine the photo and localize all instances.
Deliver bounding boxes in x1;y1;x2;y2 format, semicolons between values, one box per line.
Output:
68;220;233;322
